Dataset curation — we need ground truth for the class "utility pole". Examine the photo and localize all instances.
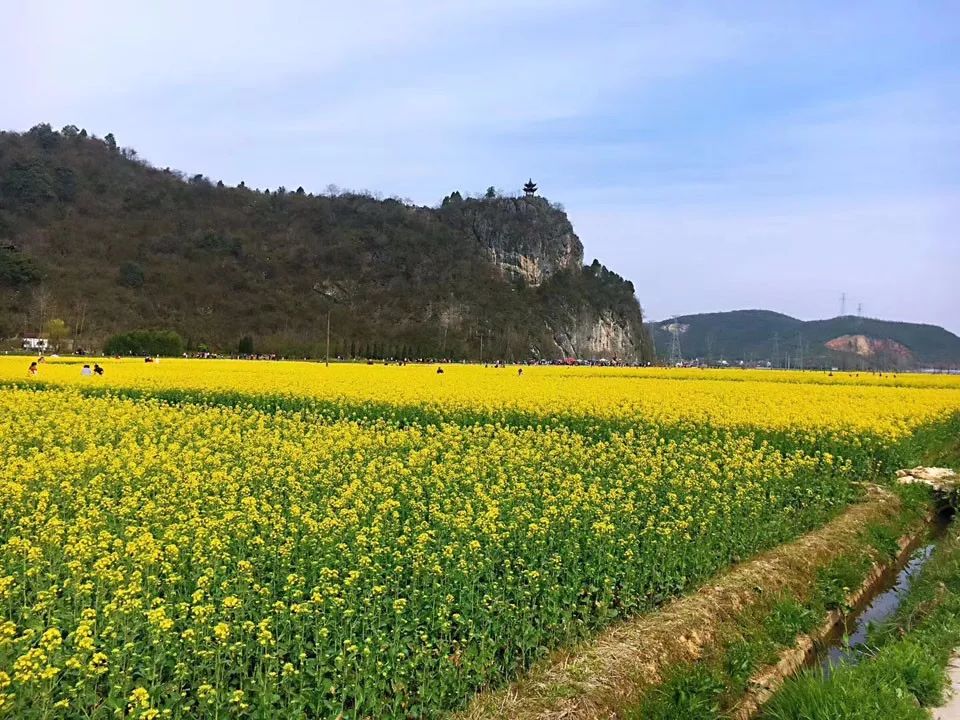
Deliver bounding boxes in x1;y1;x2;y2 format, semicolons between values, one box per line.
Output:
325;310;330;367
797;332;804;370
772;332;780;369
840;292;847;317
479;332;483;365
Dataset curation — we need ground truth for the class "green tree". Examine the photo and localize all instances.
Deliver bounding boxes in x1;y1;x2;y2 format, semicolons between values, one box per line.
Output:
104;330;184;356
0;161;57;207
118;261;145;288
44;318;69;350
441;191;463;206
238;336;254;355
0;245;40;286
28;123;59;150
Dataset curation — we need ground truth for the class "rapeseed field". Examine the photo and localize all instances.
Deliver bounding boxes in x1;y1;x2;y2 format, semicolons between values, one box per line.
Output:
1;359;958;717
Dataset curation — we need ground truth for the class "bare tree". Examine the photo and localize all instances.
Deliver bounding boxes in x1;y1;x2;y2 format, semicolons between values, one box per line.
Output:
33;285;53;337
73;297;88;343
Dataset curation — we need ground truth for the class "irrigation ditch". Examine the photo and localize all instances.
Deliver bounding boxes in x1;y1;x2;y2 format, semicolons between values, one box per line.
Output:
732;500;956;719
461;482;957;720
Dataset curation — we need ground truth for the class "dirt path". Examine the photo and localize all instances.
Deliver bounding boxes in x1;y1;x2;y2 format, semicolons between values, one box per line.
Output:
933;654;960;720
459;488;904;720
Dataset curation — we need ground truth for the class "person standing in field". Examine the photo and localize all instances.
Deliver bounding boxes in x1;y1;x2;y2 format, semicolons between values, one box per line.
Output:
81;364;92;376
28;361;38;375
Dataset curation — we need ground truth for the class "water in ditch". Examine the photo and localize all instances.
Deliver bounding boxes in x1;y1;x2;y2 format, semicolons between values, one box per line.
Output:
817;508;954;677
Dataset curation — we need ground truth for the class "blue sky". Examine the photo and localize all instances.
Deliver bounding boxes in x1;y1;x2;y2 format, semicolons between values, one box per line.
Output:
6;1;959;332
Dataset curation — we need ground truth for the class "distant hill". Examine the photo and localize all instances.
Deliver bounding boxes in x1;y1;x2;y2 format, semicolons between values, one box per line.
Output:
0;124;654;361
649;309;960;369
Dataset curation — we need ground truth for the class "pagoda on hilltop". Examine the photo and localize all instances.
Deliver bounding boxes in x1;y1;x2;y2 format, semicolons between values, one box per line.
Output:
523;178;538;196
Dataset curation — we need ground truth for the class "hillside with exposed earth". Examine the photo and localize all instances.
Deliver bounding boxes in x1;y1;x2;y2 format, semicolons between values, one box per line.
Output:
650;310;960;369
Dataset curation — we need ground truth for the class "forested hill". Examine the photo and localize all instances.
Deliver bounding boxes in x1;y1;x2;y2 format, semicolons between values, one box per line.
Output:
650;309;960;369
0;124;653;361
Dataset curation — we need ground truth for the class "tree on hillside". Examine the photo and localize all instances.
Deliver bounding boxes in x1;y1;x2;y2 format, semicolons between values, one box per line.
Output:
105;329;184;356
45;318;69;350
118;261;145;288
33;285;52;338
0;161;58;207
0;245;40;286
28;123;59;150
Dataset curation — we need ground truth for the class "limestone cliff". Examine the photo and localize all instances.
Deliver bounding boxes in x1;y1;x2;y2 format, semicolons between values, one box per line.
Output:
458;196;582;286
439;195;652;361
535;259;652;361
552;309;643;360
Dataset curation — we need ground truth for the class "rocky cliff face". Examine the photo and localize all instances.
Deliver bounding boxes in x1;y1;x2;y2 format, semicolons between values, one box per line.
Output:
432;193;651;360
536;259;652;361
551;308;643;359
458;197;582;286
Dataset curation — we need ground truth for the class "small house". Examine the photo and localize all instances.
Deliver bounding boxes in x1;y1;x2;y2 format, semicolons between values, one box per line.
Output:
21;337;50;352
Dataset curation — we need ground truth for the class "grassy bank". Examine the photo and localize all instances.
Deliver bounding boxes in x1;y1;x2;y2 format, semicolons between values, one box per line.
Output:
761;514;959;720
760;440;959;720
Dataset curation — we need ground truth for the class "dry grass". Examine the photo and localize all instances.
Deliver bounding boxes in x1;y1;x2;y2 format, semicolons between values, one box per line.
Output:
458;487;903;720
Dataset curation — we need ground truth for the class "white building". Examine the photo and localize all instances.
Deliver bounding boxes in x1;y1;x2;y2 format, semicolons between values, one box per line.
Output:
21;337;50;352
